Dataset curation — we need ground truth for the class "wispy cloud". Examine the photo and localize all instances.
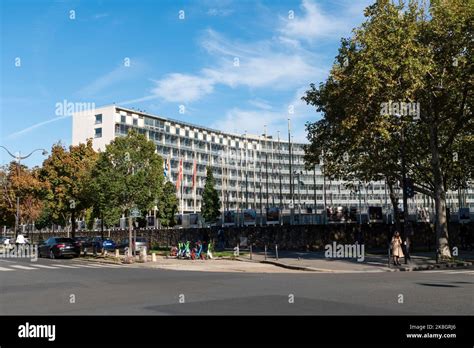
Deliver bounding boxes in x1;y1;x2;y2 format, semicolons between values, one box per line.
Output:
151;73;214;103
76;59;144;98
150;28;325;104
207;8;233;16
93;13;109;20
279;0;350;41
248;98;273;110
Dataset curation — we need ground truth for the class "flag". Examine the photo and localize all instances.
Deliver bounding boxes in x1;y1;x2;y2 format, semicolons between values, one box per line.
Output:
176;159;183;191
192;158;197;190
163;157;168;178
167;156;171;181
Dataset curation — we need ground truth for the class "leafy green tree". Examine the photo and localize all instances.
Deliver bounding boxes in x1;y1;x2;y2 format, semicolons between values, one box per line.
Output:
303;0;473;257
201;166;220;223
93;130;164;256
40;140;98;238
158;181;178;227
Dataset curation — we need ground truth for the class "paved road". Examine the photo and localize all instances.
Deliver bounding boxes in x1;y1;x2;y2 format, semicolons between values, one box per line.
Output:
1;257;473;315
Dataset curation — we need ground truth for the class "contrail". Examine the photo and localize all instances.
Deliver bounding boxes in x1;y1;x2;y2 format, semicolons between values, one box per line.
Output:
6;115;71;139
5;94;158;139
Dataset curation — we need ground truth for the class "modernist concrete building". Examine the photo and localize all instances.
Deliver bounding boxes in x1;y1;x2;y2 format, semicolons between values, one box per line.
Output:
72;105;473;223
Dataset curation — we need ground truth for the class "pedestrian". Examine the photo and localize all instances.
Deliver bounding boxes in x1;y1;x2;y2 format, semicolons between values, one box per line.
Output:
15;233;26;252
401;236;411;264
391;231;403;266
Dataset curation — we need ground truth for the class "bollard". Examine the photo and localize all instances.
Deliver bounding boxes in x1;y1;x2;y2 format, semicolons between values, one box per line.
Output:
249;244;252;260
152;252;156;262
264;245;267;260
275;244;278;260
115;249;119;258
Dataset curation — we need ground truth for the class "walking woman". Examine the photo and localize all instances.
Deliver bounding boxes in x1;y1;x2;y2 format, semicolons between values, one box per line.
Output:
391;231;403;266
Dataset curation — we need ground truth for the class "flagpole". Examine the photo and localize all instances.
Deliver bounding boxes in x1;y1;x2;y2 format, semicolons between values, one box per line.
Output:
288;118;294;225
193;151;197;214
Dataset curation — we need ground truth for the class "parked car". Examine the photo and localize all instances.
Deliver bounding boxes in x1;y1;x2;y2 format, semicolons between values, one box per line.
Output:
117;237;148;254
73;236;93;252
38;237;80;259
91;237;117;252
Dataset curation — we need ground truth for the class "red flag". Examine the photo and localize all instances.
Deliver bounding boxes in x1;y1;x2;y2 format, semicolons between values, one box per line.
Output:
176;159;183;191
192;159;197;189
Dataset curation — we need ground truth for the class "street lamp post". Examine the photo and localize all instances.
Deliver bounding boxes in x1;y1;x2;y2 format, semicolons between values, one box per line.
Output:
294;170;303;224
0;146;48;237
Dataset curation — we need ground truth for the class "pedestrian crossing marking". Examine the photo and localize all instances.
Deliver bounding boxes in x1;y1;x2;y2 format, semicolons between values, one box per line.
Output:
0;261;131;272
29;264;59;269
10;265;38;270
52;264;81;269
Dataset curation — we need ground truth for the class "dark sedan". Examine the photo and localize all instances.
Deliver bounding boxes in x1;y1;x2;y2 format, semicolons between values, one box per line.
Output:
91;237;117;252
38;237;80;259
73;236;93;252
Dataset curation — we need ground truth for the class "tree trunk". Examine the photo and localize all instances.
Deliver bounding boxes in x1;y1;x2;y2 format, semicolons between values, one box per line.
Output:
429;123;451;258
128;214;133;257
71;210;76;239
100;213;104;240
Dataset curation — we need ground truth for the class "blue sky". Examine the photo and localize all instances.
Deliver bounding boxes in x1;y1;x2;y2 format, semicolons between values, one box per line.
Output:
0;0;373;167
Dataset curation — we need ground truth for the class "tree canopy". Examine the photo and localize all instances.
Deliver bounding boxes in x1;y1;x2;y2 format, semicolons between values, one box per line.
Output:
303;0;473;257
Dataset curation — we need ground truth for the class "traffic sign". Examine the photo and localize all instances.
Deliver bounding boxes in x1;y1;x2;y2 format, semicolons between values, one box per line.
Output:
130;207;141;218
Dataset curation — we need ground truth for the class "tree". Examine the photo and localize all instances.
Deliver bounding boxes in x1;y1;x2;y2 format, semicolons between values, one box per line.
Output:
157;181;178;227
40;140;98;238
303;0;473;257
93;130;164;256
201;166;220;223
0;163;45;231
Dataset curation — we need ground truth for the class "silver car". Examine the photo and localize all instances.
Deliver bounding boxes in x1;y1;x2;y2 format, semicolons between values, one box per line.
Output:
119;237;148;254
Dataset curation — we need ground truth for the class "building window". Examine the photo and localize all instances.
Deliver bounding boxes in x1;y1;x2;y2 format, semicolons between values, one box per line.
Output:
176;128;180;135
185;130;189;137
95;114;102;124
133;118;138;126
166;125;170;133
95;128;102;138
121;115;126;124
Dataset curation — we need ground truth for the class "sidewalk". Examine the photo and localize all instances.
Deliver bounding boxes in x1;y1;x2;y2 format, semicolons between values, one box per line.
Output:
78;249;474;273
234;250;473;272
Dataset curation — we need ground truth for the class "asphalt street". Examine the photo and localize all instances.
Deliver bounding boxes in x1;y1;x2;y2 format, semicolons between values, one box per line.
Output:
1;257;473;315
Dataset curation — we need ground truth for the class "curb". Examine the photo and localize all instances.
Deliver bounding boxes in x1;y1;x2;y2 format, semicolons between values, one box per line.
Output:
73;257;125;266
398;261;473;272
260;260;329;272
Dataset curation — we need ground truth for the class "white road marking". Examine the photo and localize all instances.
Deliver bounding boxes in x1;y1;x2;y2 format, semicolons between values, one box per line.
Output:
0;266;14;271
71;263;102;268
52;264;81;269
423;270;474;274
29;264;59;269
9;265;38;270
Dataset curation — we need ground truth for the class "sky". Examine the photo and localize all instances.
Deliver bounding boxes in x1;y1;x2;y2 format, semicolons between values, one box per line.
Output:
0;0;373;167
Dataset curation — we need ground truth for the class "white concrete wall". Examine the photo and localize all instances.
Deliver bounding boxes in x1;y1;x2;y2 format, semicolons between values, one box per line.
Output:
72;105;115;152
